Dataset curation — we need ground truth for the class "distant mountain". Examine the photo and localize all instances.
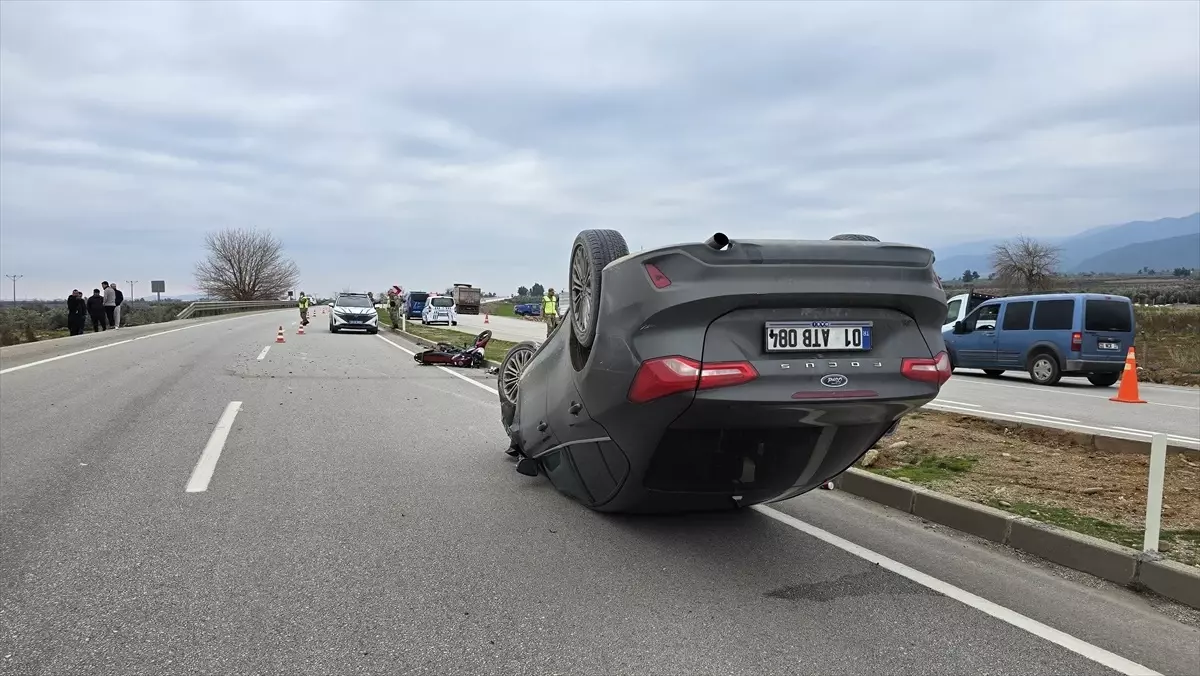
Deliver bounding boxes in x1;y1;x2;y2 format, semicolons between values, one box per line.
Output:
1072;233;1200;274
934;212;1200;278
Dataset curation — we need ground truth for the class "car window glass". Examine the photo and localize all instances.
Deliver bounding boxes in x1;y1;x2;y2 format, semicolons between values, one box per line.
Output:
1001;301;1033;331
963;303;998;331
945;298;962;324
1032;299;1075;331
1085;300;1133;332
337;295;372;308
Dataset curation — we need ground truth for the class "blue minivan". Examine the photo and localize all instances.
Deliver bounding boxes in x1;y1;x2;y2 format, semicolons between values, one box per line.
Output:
943;293;1135;386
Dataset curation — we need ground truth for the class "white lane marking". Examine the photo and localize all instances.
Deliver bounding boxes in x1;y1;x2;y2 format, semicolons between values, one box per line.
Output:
925;403;1200;449
1109;427;1200;444
949;377;1199;410
751;505;1162;676
1014;412;1080;424
376;334;500;395
0;339;135;375
935;399;981;408
0;312;282;375
1110;425;1156;436
185;401;243;493
256;346;271;361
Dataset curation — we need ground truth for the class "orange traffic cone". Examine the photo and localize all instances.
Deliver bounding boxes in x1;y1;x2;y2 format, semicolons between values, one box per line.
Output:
484;313;490;324
1110;347;1146;404
297;323;305;335
275;326;286;343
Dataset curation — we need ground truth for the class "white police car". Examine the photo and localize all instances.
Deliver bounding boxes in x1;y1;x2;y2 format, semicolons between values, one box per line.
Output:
421;295;458;326
329;292;379;334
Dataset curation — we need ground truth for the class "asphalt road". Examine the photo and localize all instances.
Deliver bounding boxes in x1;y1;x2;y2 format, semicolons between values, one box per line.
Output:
451;313;1200;448
2;309;1198;676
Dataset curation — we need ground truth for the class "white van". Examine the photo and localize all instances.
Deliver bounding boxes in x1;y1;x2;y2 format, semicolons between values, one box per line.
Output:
421;295;458;326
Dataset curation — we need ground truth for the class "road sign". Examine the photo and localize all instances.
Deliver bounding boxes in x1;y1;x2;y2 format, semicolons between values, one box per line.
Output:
151;280;165;293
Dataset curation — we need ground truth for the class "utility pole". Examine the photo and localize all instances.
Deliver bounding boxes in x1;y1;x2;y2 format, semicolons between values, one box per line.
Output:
5;274;22;303
127;280;138;301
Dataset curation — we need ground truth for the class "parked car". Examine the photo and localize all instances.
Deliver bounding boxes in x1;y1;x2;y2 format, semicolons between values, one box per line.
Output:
329;292;379;334
496;230;950;514
513;302;541;317
403;290;429;319
943;292;1134;386
421;295;458;326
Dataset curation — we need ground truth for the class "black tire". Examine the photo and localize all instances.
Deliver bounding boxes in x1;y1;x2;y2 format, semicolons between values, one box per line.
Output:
451;321;458;326
569;229;629;349
329;325;338;333
368;328;378;335
1027;351;1062;386
982;369;1004;378
498;340;539;437
830;233;880;242
1087;373;1120;387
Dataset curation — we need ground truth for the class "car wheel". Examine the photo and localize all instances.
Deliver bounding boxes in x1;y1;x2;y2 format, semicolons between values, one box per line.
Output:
830;233;881;241
498;340;539;436
368;328;378;335
1028;352;1062;386
452;321;458;326
569;229;629;349
982;369;1004;377
1087;373;1120;387
329;325;338;333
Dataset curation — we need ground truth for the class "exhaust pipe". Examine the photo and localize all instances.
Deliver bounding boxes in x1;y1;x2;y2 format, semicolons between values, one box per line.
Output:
704;232;730;250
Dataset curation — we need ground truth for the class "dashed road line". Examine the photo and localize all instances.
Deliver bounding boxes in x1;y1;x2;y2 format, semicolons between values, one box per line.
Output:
185;401;243;493
256;346;271;361
1;312;284;375
1014;412;1080;424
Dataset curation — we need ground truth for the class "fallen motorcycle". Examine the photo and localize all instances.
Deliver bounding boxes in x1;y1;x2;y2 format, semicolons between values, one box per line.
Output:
413;330;491;368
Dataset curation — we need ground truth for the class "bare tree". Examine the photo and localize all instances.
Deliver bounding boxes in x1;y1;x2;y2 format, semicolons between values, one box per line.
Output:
194;228;301;300
989;236;1062;293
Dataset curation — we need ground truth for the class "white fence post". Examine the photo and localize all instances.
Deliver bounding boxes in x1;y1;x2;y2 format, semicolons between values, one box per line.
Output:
401;313;406;332
1142;433;1168;553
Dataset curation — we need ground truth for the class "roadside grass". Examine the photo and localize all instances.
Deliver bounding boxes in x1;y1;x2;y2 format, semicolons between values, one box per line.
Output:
399;322;518;363
1135;305;1200;386
860;409;1200;567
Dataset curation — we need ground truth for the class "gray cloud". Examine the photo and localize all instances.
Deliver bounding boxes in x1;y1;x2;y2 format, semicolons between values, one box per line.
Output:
2;0;1198;299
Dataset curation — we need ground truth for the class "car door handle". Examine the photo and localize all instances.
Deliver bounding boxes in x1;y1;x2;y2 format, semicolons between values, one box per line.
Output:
537;421;547;432
568;402;581;415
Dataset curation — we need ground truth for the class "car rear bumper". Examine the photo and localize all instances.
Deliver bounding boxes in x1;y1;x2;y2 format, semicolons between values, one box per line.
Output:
1065;359;1123;373
543;394;932;514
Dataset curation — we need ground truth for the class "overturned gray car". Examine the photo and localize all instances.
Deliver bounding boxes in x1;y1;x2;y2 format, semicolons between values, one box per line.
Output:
498;230;950;514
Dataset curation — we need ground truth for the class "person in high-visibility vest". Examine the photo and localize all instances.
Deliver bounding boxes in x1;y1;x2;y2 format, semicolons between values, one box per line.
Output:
298;292;310;325
542;288;558;336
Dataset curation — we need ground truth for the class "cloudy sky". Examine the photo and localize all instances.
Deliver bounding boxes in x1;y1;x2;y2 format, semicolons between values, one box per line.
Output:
1;0;1198;300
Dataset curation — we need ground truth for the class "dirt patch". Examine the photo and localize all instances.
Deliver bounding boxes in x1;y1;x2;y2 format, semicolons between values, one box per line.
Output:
864;410;1200;567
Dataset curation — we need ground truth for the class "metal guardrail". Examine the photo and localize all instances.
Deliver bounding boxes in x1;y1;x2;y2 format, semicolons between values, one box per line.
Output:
175;300;296;320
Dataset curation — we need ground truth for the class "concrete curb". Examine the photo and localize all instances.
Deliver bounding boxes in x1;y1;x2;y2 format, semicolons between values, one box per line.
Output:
927;408;1197;455
832;468;1200;609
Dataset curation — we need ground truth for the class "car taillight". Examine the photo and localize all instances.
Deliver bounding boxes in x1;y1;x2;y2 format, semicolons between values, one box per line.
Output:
644;262;671;289
628;356;757;403
1071;332;1082;352
901;351;952;386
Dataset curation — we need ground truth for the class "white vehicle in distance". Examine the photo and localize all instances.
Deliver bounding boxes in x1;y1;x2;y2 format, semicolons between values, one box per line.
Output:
329;292;379;334
421;295;458;326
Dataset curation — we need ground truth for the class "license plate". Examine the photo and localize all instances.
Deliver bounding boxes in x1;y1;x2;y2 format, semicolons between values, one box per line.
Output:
1099;341;1119;350
765;321;873;352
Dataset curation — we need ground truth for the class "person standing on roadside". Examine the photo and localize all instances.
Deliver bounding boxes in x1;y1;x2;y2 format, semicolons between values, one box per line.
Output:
110;282;124;329
297;292;310;326
101;281;117;329
86;288;107;332
67;289;86;336
542;287;559;336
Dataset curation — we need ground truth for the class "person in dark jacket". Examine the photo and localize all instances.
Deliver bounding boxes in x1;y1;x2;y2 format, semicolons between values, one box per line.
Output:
66;289;87;335
86;288;107;332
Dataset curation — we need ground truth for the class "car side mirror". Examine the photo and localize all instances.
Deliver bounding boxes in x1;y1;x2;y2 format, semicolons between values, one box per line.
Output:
953;321;966;334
